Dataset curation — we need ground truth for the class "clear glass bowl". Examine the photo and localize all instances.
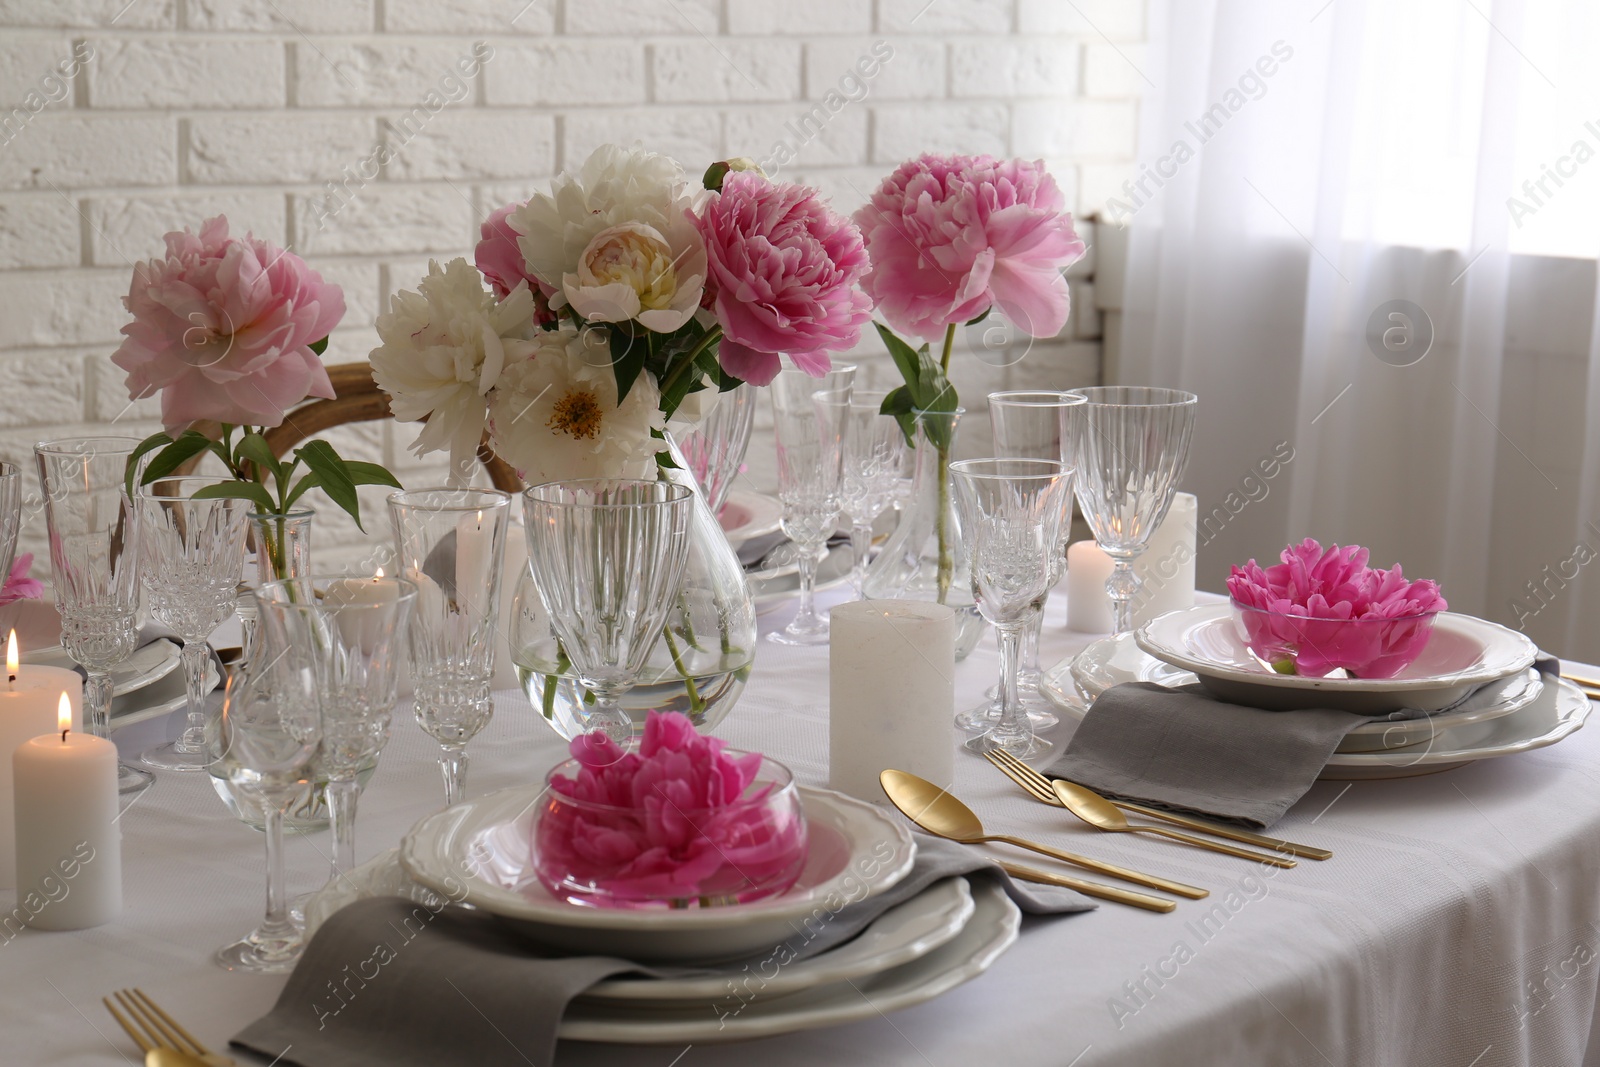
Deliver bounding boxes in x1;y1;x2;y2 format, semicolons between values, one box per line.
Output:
1230;600;1441;679
532;754;808;909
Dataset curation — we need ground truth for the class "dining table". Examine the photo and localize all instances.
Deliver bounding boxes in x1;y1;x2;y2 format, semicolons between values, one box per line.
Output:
8;587;1600;1067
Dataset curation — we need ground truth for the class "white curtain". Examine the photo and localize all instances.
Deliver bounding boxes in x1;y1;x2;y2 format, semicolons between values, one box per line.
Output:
1118;0;1600;661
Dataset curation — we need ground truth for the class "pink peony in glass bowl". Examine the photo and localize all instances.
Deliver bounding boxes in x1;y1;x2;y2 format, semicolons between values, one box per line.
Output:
532;711;808;909
1226;539;1448;679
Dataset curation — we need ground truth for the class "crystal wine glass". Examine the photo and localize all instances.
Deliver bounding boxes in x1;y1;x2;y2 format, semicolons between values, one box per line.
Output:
137;477;252;772
956;391;1088;733
950;458;1074;757
389;488;511;807
768;369;851;645
1071;387;1198;634
817;388;907;595
211;592;323;972
33;439;154;794
254;575;414;887
523;480;693;744
678;381;756;515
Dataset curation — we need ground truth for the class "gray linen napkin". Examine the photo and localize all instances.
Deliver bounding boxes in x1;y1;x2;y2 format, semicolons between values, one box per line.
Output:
1048;656;1562;830
231;836;1092;1067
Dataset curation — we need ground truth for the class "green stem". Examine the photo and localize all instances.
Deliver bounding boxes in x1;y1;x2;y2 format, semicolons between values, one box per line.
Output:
662;623;705;716
934;323;956;604
660;324;724;400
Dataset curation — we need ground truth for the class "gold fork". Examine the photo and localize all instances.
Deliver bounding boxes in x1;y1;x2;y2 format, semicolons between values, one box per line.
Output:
983;749;1332;861
104;988;238;1067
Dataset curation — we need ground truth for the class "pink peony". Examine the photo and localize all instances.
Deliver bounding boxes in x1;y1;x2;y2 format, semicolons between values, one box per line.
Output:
853;154;1085;343
693;172;873;386
0;554;42;606
533;710;808;906
476;202;548;308
1227;539;1448;678
111;216;343;433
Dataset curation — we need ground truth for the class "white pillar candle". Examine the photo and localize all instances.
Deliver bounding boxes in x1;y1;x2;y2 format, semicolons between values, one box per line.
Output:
12;694;120;930
0;632;84;888
455;510;492;616
1066;540;1116;634
829;601;956;804
322;571;403;655
1066;493;1198;633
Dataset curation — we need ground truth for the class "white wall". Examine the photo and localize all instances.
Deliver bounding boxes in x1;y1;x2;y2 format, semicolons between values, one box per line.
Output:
0;0;1141;570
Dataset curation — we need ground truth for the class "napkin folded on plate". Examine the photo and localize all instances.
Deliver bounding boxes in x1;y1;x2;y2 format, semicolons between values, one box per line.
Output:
1047;657;1561;830
232;836;1093;1067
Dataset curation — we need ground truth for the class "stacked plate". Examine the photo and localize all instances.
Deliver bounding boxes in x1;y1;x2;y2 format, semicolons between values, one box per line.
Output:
1042;605;1588;779
306;782;1022;1043
25;636;220;731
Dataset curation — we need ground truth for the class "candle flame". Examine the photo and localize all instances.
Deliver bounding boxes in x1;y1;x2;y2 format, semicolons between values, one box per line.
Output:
57;692;70;736
6;629;16;684
374;567;384;579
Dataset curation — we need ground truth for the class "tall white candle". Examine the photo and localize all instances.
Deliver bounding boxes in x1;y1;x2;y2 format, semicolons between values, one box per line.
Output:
1066;540;1116;633
829;601;956;804
455;510;492;616
1066;493;1198;633
12;694;120;930
0;631;84;888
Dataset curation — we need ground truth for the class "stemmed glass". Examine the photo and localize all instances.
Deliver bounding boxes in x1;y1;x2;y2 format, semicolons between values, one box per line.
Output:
768;369;851;645
389;488;511;806
818;389;907;594
34;440;153;794
137;477;252;772
523;480;694;744
254;575;414;887
950;458;1074;757
678;382;756;515
211;590;323;972
1072;387;1198;635
956;391;1087;733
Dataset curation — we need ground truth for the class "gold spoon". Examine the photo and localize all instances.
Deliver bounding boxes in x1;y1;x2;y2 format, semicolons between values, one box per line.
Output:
147;1050;208;1067
879;770;1208;899
1050;780;1296;868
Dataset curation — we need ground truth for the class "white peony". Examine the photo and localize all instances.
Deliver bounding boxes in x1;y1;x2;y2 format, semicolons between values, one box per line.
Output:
509;144;707;334
488;324;666;484
370;258;539;477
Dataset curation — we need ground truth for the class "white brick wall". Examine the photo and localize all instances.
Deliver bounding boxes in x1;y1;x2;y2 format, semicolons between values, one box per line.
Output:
0;0;1141;571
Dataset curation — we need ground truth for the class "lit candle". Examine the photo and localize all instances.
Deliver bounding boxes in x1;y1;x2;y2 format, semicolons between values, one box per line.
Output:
455;510;491;615
0;630;85;889
829;601;956;804
322;569;402;654
1066;540;1116;633
12;693;120;930
1066;493;1198;633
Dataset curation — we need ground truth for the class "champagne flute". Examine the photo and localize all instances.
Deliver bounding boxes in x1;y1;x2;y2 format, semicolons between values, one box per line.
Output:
768;369;851;645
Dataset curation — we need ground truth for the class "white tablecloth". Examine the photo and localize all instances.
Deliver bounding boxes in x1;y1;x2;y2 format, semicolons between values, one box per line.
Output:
9;590;1600;1066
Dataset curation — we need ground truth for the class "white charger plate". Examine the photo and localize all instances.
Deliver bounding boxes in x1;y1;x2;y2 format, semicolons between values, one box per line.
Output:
1042;636;1540;753
1136;605;1537;713
26;637;182;697
107;652;220;730
719;489;783;544
560;877;1020;1044
306;849;975;1005
400;783;915;964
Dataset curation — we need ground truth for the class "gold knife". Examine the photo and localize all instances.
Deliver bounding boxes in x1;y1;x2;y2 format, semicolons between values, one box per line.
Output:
1000;861;1177;913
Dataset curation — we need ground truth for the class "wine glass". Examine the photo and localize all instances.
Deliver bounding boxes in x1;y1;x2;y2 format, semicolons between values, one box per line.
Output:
32;439;153;794
950;458;1074;757
956;391;1088;733
137;477;252;772
1071;387;1198;634
768;369;851;645
523;480;694;744
817;388;907;594
389;488;511;806
253;575;414;888
211;592;323;972
678;382;755;515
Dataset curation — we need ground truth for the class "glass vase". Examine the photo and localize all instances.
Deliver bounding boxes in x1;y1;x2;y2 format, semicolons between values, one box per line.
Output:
512;431;758;740
861;408;985;659
250;509;314;584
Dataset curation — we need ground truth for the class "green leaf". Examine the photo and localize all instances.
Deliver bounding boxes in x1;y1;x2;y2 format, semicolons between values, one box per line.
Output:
235;433;281;482
879;386;917;446
874;322;925;390
341;461;403;489
283;472;319;511
294;439;362;530
140;430;220;487
965;308;991;327
702;161;731;192
608;328;648;404
190;480;277;513
309;336;329;356
123;433;173;500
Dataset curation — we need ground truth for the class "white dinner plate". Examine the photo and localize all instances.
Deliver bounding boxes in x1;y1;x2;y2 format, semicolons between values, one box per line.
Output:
1050;632;1196;703
400;783;916;964
1136;605;1538;713
107;652;221;730
719;489;783;544
559;877;1021;1044
25;637;182;697
1318;675;1588;779
306;850;976;1005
